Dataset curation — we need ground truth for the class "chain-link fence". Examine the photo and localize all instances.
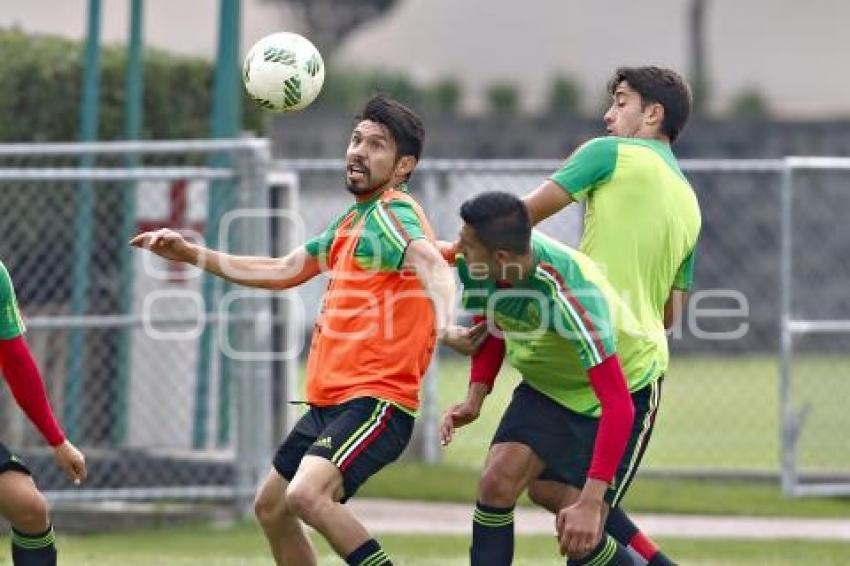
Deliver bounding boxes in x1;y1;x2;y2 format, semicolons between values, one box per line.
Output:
0;139;277;511
274;157;850;495
3;147;845;503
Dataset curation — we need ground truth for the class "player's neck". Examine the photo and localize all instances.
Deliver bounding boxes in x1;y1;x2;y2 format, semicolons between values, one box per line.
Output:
636;130;671;146
353;180;405;203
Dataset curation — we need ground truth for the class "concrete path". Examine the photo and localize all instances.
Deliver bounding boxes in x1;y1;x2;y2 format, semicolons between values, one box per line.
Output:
348;499;850;541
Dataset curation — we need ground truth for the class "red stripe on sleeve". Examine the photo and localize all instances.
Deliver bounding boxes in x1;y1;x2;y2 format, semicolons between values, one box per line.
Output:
0;336;66;446
586;355;635;484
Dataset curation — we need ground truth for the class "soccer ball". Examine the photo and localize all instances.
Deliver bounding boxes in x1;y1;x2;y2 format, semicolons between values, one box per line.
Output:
243;32;325;112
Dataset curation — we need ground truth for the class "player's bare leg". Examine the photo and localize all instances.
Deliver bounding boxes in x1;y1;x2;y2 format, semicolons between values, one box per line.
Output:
0;471;50;533
478;442;545;507
285;456;386;563
528;478;573;512
0;470;56;565
471;442;545;566
254;468;317;566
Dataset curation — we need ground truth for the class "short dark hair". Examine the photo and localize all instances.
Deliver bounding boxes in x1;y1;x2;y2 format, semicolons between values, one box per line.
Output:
459;192;531;255
608;66;692;143
356;94;425;161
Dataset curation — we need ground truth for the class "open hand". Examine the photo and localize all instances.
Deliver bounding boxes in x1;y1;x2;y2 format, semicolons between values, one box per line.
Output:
129;228;195;264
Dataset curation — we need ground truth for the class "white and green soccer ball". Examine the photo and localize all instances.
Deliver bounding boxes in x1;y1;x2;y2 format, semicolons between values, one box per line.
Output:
243;32;325;112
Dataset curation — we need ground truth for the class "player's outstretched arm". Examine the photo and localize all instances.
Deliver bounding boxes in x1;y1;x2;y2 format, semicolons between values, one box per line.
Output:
0;336;87;485
130;228;321;290
523;180;576;225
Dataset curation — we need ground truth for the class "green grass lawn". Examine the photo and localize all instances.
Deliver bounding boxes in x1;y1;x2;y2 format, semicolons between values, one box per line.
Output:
3;522;850;565
360;462;850;518
432;354;850;472
291;353;849;472
311;353;850;517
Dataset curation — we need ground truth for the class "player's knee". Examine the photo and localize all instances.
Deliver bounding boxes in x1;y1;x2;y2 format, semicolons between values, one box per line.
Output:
253;489;279;526
10;490;50;533
477;468;520;506
284;483;326;525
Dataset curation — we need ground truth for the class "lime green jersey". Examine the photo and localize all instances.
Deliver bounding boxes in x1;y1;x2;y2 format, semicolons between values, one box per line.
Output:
0;261;25;340
457;231;662;417
550;137;701;373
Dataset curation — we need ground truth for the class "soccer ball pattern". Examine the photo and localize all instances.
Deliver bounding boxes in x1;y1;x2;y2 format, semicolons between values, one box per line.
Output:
243;32;325;112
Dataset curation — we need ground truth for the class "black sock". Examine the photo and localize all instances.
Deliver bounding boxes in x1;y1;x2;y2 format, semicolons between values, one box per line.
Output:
470;501;514;566
647;554;677;566
345;538;391;566
567;533;632;566
11;524;57;566
606;507;675;565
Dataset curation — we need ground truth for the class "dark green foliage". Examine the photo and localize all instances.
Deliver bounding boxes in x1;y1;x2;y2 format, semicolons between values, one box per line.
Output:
729;88;771;118
0;28;263;142
485;83;520;116
546;75;582;116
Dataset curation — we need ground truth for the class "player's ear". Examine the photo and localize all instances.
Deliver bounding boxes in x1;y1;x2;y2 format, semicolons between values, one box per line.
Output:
396;155;416;179
645;101;665;129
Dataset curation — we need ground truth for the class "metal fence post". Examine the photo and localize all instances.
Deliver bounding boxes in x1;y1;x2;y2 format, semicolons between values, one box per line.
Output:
65;0;102;440
420;170;443;464
779;160;796;497
233;139;274;516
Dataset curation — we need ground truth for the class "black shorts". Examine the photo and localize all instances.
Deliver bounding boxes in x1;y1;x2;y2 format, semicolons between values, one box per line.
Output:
273;397;414;502
0;442;31;476
492;379;661;507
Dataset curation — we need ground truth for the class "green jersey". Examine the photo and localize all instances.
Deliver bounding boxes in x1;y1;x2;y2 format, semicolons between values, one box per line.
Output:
0;261;25;340
457;231;662;417
305;185;427;270
550;137;702;373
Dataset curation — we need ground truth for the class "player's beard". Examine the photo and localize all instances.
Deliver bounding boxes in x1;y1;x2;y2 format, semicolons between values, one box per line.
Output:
346;168;390;199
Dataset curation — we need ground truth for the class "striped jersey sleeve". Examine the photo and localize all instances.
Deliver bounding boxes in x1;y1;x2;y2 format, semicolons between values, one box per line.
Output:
549;137;618;201
532;263;615;370
366;200;427;270
304;213;346;261
0;262;25;340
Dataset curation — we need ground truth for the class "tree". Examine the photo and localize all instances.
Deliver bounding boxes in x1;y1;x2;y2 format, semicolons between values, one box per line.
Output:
546;75;583;116
486;83;520;116
267;0;401;57
427;78;463;115
728;88;771;118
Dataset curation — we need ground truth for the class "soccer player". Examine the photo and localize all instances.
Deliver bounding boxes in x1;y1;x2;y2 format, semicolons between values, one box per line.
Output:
441;192;664;566
131;95;456;566
0;260;87;566
521;65;701;565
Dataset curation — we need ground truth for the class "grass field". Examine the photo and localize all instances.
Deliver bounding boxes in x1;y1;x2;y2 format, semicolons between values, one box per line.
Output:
432;354;850;472
359;462;850;518
330;353;850;517
3;522;850;565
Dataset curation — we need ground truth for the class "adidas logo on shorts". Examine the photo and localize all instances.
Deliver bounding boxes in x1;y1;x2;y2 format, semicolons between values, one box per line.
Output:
314;436;333;450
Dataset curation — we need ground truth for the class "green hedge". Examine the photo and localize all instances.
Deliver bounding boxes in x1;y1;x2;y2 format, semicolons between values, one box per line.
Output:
0;28;263;142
